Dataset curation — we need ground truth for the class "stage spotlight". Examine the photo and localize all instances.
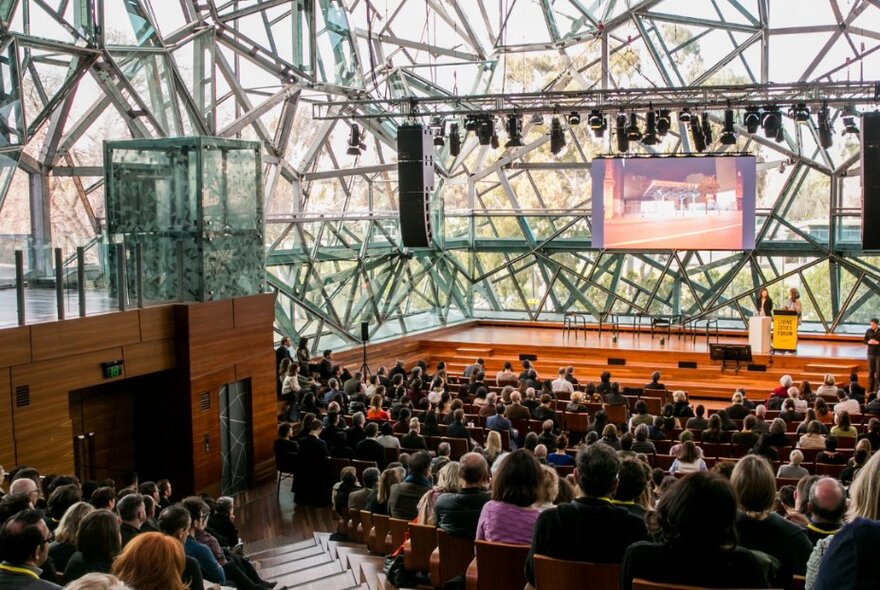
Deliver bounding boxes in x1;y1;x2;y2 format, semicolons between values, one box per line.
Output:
505;114;524;147
430;116;445;147
656;109;671;136
626;113;642;141
588;109;607;138
762;106;781;138
347;123;366;156
678;108;692;123
720;108;736;145
464;115;478;132
449;123;461;156
568;111;581;125
615;113;629;151
701;112;713;145
549;116;566;155
790;102;810;124
477;116;493;145
818;104;833;149
843;115;860;134
743;107;761;134
690;116;706;153
642;111;658;145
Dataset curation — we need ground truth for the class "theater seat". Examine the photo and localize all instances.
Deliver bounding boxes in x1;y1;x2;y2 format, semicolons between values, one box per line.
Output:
632;579;781;590
534;555;619;590
465;540;530;590
430;529;475;587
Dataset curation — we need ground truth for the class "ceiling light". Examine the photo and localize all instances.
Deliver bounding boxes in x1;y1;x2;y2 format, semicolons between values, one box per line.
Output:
588;109;607;138
790;102;810;124
347;123;366;156
678;108;692;123
626;113;642;141
615;113;629;152
818;104;833;149
568;111;580;126
690;117;706;153
743;107;761;134
550;116;566;155
762;106;781;138
477;116;493;145
430;116;445;147
642;111;658;145
656;110;671;136
464;115;478;132
505;114;524;148
720;108;736;145
843;115;859;135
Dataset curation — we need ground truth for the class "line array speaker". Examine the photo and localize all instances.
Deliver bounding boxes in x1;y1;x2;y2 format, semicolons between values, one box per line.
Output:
862;113;880;250
398;124;434;248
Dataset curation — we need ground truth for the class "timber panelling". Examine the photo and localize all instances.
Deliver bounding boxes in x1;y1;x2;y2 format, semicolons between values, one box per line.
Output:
30;312;141;362
0;368;14;468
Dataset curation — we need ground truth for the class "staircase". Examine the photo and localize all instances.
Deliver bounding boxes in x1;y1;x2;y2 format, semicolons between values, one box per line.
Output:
250;532;408;590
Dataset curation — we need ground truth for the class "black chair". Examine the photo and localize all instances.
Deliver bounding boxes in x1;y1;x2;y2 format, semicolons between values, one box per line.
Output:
274;450;297;499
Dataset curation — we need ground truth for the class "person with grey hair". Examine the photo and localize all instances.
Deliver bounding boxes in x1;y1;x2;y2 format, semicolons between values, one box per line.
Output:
430;442;452;478
505;391;531;421
344;411;367;448
349;467;381;512
434;453;490;539
803;477;846;546
726;392;751;420
525;443;649;585
631;424;656;456
64;573;132;590
769;375;794;409
777;450;810;480
206;496;240;549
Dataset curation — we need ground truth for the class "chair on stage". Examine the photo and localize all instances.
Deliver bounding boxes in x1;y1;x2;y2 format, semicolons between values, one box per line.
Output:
533;555;619;590
465;540;530;590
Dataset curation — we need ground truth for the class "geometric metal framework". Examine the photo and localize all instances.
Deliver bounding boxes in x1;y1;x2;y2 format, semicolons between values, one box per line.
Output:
3;1;880;354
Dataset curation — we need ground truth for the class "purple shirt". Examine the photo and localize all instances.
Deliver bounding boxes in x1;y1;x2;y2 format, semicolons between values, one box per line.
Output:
476;500;541;545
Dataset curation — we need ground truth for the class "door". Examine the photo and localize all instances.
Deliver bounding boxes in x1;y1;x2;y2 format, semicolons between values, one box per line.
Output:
69;385;135;483
219;379;252;496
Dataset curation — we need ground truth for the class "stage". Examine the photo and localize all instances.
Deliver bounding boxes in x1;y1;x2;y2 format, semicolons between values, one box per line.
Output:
360;321;869;404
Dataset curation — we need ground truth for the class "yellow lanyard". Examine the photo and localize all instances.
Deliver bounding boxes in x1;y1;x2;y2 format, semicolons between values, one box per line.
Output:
806;523;840;536
0;564;39;579
610;499;637;506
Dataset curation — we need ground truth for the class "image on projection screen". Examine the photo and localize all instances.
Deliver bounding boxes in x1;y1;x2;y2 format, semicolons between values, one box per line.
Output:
591;156;756;250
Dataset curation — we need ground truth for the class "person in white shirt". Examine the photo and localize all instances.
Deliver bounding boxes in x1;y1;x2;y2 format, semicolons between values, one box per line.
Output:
495;362;516;385
834;390;861;416
789;386;809;413
551;368;574;395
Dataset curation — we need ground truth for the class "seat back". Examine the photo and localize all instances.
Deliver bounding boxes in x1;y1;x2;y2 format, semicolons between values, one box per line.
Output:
565;413;590;434
352;459;378;481
472;540;530;590
534;555;619;590
388;517;409;551
632;579;776;590
357;510;373;546
441;437;469;460
329;457;352;483
431;529;476;587
604;403;628;426
368;513;390;554
404;523;437;572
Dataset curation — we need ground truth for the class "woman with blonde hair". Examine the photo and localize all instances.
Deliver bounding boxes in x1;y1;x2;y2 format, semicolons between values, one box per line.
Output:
416;461;460;525
367;466;403;515
482;430;503;466
537;465;559;510
816;374;837;398
49;501;94;572
113;531;187;590
65;573;132;590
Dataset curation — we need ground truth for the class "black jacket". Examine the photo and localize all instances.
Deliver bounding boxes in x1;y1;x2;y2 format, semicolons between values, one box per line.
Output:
355;438;387;469
433;488;491;539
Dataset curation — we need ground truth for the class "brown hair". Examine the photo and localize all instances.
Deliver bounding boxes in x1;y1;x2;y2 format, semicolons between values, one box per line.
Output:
112;532;187;590
492;449;542;507
78;509;121;563
731;455;776;515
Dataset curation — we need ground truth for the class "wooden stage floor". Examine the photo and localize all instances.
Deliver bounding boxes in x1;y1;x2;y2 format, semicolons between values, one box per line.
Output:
428;323;867;361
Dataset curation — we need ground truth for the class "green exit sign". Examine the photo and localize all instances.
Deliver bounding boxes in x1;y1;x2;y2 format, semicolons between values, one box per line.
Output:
101;360;124;379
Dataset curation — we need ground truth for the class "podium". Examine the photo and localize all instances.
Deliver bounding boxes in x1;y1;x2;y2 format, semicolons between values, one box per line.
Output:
749;316;772;354
772;309;799;352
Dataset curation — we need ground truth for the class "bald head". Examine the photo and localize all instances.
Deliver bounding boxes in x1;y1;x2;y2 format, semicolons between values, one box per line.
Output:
459;453;489;488
9;478;38;506
809;477;847;525
534;444;548;459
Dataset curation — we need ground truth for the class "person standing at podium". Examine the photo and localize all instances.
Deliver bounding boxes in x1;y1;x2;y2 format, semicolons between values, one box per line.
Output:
865;318;880;394
783;287;802;319
756;287;773;317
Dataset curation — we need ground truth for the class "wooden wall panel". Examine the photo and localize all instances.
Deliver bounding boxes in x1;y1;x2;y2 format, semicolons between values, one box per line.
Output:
186;299;234;339
139;306;176;342
30;313;141;362
0;368;15;468
233;294;275;330
0;327;30;368
124;339;176;377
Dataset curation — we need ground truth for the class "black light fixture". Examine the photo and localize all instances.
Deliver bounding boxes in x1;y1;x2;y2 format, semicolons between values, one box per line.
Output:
476;115;493;145
464;114;478;132
568;111;581;125
843;113;860;134
701;112;713;145
615;113;629;151
817;104;833;149
656;109;671;136
449;122;461;156
588;109;607;138
720;107;736;145
678;108;692;123
790;102;810;124
761;105;781;138
642;110;658;145
347;123;366;156
549;116;566;155
490;128;499;149
690;116;706;153
626;113;642;141
743;106;761;134
430;116;445;147
505;113;524;147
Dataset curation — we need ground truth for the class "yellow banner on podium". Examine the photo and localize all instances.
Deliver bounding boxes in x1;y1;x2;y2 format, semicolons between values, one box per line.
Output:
772;310;799;352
